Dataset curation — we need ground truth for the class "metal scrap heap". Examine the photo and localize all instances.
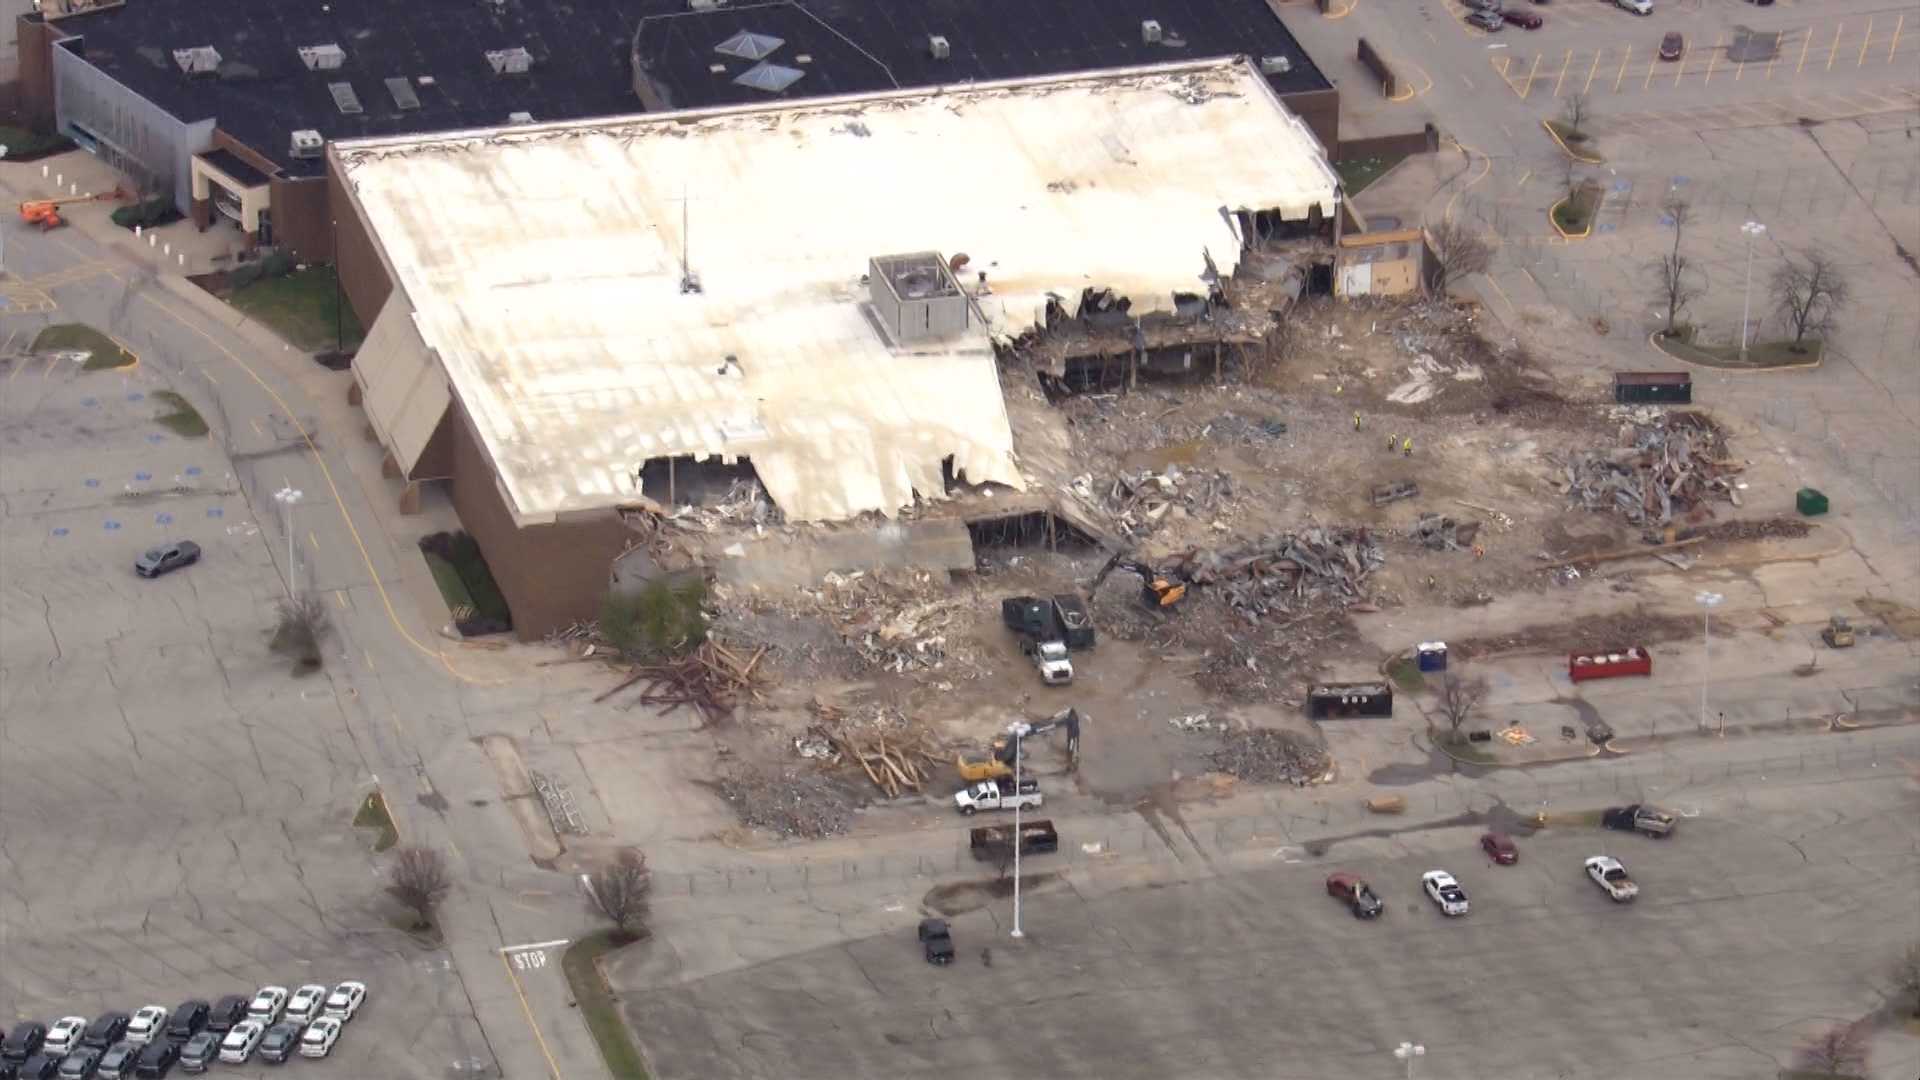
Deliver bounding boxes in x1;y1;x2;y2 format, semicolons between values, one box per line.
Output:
1167;527;1385;618
1561;414;1736;525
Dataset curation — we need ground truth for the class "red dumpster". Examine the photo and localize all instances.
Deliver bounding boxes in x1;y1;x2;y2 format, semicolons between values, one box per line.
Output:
1568;647;1652;683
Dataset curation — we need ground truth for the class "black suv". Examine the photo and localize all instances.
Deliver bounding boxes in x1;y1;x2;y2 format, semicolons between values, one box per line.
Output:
173;1032;217;1076
1;1024;46;1064
12;1056;58;1080
81;1013;129;1052
56;1048;102;1079
202;999;246;1037
95;1042;140;1080
131;1041;177;1080
256;1023;302;1065
161;1004;207;1046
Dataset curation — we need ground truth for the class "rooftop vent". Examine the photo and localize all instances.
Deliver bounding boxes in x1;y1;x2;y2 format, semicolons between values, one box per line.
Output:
171;46;221;75
298;43;346;71
508;111;534;124
928;34;950;60
328;81;364;115
688;0;727;10
385;76;421;110
714;31;783;60
1260;55;1293;75
732;62;803;93
1140;20;1162;44
480;0;505;10
707;62;726;75
486;47;533;75
289;129;324;159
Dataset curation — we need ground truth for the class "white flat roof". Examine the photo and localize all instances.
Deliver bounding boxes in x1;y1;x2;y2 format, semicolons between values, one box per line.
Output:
334;58;1339;525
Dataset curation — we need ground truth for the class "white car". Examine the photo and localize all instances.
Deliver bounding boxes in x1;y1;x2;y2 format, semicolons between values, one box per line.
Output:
298;1017;343;1059
322;980;367;1021
124;1004;169;1045
285;984;328;1025
1616;0;1652;13
1585;855;1640;901
219;1019;265;1063
246;986;288;1024
1422;870;1471;916
44;1016;88;1056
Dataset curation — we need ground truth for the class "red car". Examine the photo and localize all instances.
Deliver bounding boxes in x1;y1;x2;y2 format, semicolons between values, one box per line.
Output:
1502;9;1544;28
1481;832;1519;864
1325;872;1386;918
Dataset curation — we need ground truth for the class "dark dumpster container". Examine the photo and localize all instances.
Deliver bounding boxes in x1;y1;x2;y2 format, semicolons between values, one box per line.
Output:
1613;371;1692;404
1308;683;1394;719
1796;488;1829;516
1417;642;1449;673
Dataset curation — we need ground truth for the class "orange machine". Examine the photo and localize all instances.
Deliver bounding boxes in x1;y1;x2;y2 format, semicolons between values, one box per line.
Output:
18;188;127;231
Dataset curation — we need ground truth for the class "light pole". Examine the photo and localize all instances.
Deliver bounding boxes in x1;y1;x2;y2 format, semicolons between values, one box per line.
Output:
1009;720;1029;939
1395;1041;1425;1080
274;486;304;600
1696;591;1723;734
1738;221;1766;359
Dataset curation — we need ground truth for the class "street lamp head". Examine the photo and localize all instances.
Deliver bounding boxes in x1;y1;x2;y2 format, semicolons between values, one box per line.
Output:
1007;721;1032;737
1395;1042;1425;1060
1695;591;1724;607
1741;221;1766;237
274;486;305;505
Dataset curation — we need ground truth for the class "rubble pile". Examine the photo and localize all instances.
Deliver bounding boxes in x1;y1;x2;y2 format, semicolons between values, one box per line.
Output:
1561;414;1737;525
1697;518;1811;542
1172;528;1386;618
714;571;982;678
1203;728;1331;785
714;764;853;839
594;640;770;725
1078;464;1237;538
803;698;942;798
661;478;784;532
1411;513;1481;551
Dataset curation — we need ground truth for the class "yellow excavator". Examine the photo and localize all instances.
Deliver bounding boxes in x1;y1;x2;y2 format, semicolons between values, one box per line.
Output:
955;709;1084;782
1088;552;1187;609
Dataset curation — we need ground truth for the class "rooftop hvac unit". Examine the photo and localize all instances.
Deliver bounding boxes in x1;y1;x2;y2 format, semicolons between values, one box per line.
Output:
1140;20;1162;45
928;34;950;60
480;0;505;10
1260;55;1293;75
508;111;535;124
298;43;346;71
486;47;533;75
289;129;324;159
171;46;221;75
688;0;727;10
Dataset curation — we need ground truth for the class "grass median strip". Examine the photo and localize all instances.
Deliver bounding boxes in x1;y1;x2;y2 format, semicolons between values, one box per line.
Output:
353;790;399;852
152;390;209;437
564;931;651;1080
32;323;135;370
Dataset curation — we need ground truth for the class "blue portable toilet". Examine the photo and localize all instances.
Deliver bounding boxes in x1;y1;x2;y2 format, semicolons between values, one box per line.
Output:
1417;641;1449;673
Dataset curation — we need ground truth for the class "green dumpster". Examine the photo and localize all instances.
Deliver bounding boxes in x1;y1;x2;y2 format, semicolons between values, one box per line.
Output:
1796;488;1829;517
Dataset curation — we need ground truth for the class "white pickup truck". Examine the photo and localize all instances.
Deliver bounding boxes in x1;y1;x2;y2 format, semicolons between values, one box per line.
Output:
954;777;1044;816
1023;639;1074;685
1585;855;1639;901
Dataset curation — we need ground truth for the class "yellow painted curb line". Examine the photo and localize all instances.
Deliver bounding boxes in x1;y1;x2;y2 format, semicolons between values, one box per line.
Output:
1647;328;1824;372
1541;119;1605;164
1549;197;1592;240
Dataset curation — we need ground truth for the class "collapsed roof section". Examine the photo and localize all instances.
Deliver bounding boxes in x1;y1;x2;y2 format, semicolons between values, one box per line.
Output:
333;58;1340;526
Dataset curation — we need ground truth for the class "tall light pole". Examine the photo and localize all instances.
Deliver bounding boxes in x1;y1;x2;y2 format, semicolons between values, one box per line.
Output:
1009;720;1029;939
1395;1041;1425;1080
275;486;305;600
1738;221;1766;359
1696;591;1723;734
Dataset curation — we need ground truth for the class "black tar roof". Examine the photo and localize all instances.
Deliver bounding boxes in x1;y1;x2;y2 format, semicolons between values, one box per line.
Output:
634;0;1331;110
51;0;1328;180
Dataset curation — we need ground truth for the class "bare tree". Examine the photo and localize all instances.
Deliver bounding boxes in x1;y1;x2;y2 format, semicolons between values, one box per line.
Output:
270;595;331;670
1560;93;1592;140
1893;941;1920;1017
1434;670;1490;742
587;848;653;943
386;846;451;931
1654;252;1704;337
1425;218;1494;296
1770;248;1851;348
1796;1021;1869;1076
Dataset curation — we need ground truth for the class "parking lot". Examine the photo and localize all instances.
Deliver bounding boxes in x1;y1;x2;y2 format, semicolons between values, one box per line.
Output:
0;347;489;1077
612;765;1920;1080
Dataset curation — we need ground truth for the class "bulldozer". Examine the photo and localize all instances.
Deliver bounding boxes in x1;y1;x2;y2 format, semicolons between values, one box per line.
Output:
18;188;127;231
955;708;1084;782
1088;551;1187;609
1821;614;1856;649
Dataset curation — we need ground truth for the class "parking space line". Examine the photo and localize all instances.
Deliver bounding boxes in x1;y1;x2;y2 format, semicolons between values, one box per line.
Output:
1614;44;1631;92
1644;52;1658;90
309;529;320;551
1767;39;1780;79
1858;16;1874;67
334;589;349;609
1828;22;1843;70
1521;53;1542;99
1551;49;1573;98
1704;34;1723;84
1890;15;1904;63
1582;50;1603;94
1798;29;1813;73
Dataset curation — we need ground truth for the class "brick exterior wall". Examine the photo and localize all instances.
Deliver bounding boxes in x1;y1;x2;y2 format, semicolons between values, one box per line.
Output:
327;154;392;330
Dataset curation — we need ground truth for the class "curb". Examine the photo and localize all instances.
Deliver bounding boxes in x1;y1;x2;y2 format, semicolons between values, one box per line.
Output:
1428;731;1602;769
1541;120;1605;164
1548;197;1592;240
1647;328;1824;372
152;273;313;359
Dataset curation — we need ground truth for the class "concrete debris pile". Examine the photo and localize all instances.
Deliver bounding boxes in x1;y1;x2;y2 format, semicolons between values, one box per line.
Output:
1095;463;1237;538
1696;517;1810;542
1202;413;1288;443
1411;513;1481;551
660;478;784;531
1168;713;1228;733
1204;728;1330;785
1172;528;1385;618
725;570;981;678
714;764;853;839
1561;415;1736;525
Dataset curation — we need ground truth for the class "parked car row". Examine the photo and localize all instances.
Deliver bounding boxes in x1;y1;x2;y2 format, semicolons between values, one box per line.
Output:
1324;827;1651;919
0;982;363;1079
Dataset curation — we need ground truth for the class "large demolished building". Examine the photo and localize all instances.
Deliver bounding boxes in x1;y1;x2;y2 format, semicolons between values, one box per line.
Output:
334;58;1342;636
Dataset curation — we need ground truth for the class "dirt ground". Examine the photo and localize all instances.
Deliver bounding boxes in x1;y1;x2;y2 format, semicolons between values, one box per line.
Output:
604;297;1797;840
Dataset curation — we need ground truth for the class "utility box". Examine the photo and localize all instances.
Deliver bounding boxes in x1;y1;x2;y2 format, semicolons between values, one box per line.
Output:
1613;371;1693;404
1796;487;1829;516
868;253;970;344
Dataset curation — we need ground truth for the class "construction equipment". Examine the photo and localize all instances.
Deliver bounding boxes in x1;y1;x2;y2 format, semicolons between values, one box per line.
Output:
18;189;125;231
1821;614;1856;649
1088;551;1187;609
955;708;1085;782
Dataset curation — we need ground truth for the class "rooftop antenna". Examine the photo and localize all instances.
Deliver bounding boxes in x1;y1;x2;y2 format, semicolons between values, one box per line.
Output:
675;185;702;295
